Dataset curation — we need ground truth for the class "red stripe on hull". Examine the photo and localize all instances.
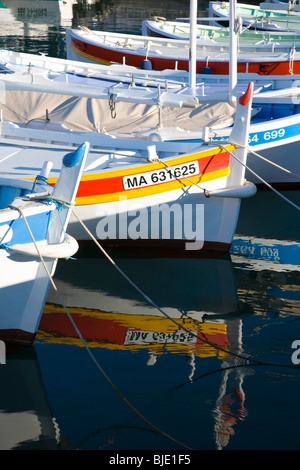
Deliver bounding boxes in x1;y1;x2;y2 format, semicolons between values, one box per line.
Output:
76;152;230;198
71;35;300;75
40;311;228;349
40;313;128;344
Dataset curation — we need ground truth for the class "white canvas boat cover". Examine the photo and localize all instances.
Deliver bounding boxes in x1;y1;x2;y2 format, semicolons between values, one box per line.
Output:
1;89;236;133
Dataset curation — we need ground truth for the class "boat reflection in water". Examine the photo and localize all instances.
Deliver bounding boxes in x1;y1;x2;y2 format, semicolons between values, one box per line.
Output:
0;347;60;450
2;0;74;26
0;0;74;56
37;253;251;450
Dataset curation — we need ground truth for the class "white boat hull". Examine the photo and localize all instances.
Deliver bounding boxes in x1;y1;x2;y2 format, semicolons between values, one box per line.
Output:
0;119;257;257
208;0;300;31
65;27;300;75
0;140;253;256
0;142;88;347
0;48;299;189
0;249;58;345
71;181;247;256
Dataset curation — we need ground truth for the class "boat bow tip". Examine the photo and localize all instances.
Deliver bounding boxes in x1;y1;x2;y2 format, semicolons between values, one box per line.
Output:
238;82;254;107
63;142;90;168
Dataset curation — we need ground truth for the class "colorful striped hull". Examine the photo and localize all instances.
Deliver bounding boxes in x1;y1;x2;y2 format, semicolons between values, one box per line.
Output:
46;145;241;257
69;33;299;75
39;306;229;359
55;146;231;205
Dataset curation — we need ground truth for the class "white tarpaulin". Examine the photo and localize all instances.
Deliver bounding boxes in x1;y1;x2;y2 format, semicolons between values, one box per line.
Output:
1;89;236;134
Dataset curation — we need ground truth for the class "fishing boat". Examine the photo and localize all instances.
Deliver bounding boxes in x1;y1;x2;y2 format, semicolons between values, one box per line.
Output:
208;1;300;31
0;47;261;96
0;79;256;258
1;47;300;189
3;46;300;97
1;46;295;94
142;16;300;46
0;142;88;348
65;26;300;75
260;1;300;12
265;0;299;3
264;0;300;6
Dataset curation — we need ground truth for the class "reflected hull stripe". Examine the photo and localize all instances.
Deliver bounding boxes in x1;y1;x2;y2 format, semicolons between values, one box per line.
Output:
39;308;228;357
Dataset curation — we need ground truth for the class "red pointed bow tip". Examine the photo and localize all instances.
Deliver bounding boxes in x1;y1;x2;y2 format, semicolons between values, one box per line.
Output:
238;82;254;106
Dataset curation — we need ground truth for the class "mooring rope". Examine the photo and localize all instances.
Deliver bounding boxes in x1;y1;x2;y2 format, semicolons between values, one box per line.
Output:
9;148;300;448
12;202;191;451
155;157;210;196
154;140;300;207
70;208;300;371
216;142;300;212
247;147;300;182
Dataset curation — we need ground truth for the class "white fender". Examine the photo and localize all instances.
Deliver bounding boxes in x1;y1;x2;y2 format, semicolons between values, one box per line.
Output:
9;233;79;259
208;180;257;198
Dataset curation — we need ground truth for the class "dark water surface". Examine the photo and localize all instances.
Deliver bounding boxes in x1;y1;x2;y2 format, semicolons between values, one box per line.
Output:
0;0;299;453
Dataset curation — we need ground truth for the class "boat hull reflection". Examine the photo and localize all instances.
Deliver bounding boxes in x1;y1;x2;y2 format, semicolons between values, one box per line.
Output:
0;348;59;450
37;254;250;450
44;254;239;320
39;306;229;359
38;255;242;359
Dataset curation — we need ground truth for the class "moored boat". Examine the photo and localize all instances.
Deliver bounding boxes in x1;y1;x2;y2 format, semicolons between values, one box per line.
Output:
65;26;300;75
142;16;300;45
1;48;300;190
208;1;300;31
0;142;88;348
260;1;300;12
0;82;256;258
2;46;295;94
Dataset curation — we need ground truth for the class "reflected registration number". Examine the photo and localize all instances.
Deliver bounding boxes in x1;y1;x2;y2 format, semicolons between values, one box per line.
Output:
124;329;197;345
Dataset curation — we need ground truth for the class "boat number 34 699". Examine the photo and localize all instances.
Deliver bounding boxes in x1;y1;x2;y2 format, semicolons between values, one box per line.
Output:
248;128;286;145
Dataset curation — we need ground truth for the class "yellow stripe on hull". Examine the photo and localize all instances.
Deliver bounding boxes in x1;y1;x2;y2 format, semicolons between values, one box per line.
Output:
70;43;113;65
75;167;230;205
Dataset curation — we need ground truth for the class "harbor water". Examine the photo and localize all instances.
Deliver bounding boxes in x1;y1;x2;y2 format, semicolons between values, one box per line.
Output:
0;0;299;453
